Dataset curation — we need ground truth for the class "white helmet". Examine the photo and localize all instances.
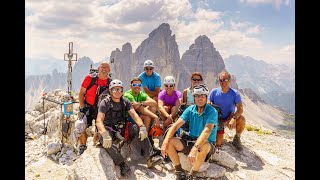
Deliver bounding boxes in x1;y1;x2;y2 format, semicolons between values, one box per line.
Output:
109;79;123;90
192;84;209;96
143;60;155;68
164;76;175;85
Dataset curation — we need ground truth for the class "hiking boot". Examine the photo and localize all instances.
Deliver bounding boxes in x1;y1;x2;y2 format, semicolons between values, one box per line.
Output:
232;134;243;151
147;155;164;168
174;170;186;180
119;162;131;176
77;144;87;156
153;147;161;156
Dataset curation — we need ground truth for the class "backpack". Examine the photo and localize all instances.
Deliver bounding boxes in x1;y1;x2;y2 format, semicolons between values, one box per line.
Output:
210;104;223;120
84;73;112;107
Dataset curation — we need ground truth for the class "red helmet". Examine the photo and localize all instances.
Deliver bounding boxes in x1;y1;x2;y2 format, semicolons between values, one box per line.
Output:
148;125;163;137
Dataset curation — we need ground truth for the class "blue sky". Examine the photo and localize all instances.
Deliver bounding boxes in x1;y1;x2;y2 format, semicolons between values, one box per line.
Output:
26;0;295;73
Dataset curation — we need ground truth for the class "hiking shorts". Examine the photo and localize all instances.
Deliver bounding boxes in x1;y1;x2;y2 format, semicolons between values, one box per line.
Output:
217;119;228;135
164;104;173;112
178;138;216;162
127;112;142;124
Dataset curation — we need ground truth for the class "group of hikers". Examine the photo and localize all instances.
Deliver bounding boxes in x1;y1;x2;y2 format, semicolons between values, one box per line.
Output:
73;59;246;179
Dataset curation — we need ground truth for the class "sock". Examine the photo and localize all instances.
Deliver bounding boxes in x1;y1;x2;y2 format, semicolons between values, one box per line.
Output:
175;164;183;171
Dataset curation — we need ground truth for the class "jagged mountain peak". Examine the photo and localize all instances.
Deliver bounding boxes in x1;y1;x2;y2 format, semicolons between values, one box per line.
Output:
149;23;172;37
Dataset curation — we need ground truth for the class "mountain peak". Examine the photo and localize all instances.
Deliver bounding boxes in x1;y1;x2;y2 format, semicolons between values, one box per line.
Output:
149;23;172;38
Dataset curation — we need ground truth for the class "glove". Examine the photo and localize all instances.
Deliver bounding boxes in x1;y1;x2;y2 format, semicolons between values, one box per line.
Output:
101;131;112;149
78;112;85;119
139;125;148;141
78;107;86;119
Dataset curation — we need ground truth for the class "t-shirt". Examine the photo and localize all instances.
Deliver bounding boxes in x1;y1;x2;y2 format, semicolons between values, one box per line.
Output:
208;87;241;119
123;89;148;102
180;104;218;143
81;75;109;106
185;87;194;105
158;89;182;106
98;96;132;126
138;71;162;92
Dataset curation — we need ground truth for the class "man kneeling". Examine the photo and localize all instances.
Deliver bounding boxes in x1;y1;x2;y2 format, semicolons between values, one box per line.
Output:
161;84;218;179
95;79;163;177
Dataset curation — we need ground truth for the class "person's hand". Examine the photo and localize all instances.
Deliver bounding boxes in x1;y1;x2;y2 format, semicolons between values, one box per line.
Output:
227;118;236;129
161;142;168;158
139;125;147;141
154;117;161;127
101;132;112;148
164;115;173;127
132;101;140;110
188;147;198;164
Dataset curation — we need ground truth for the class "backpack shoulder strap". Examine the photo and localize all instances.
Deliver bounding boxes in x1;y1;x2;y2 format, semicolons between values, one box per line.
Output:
107;78;112;86
86;74;98;93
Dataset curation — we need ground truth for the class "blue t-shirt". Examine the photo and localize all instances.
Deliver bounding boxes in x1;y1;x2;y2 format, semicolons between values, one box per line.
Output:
138;71;162;92
208;87;241;119
180;104;218;143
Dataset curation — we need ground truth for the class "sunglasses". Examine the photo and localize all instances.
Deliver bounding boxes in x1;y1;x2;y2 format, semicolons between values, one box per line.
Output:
144;67;154;71
192;78;202;81
164;84;174;87
132;83;142;87
194;94;207;98
111;88;123;93
219;79;230;82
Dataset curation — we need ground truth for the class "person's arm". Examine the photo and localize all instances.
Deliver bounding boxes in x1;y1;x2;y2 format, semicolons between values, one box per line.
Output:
141;96;157;107
158;99;170;118
170;98;181;117
143;86;156;97
128;108;145;127
228;102;243;129
154;87;161;97
182;89;187;104
193;123;214;151
234;102;243;118
161;118;185;157
78;87;86;109
96;112;107;134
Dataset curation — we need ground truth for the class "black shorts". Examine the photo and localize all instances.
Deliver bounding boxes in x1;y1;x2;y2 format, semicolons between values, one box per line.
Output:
178;138;216;162
84;105;98;127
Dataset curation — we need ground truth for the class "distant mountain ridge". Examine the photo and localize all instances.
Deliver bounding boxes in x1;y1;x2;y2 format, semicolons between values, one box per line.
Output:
225;54;295;113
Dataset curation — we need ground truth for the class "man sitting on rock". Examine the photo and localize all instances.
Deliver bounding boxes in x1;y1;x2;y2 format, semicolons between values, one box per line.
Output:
95;79;163;177
123;77;161;152
208;70;246;151
161;84;218;179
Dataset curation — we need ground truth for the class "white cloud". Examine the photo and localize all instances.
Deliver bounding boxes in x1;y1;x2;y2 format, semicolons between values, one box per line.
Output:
213;30;263;57
230;21;248;30
26;0;293;69
239;0;290;9
245;25;262;34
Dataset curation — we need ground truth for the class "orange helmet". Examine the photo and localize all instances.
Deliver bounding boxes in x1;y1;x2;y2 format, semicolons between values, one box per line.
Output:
148;125;163;137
